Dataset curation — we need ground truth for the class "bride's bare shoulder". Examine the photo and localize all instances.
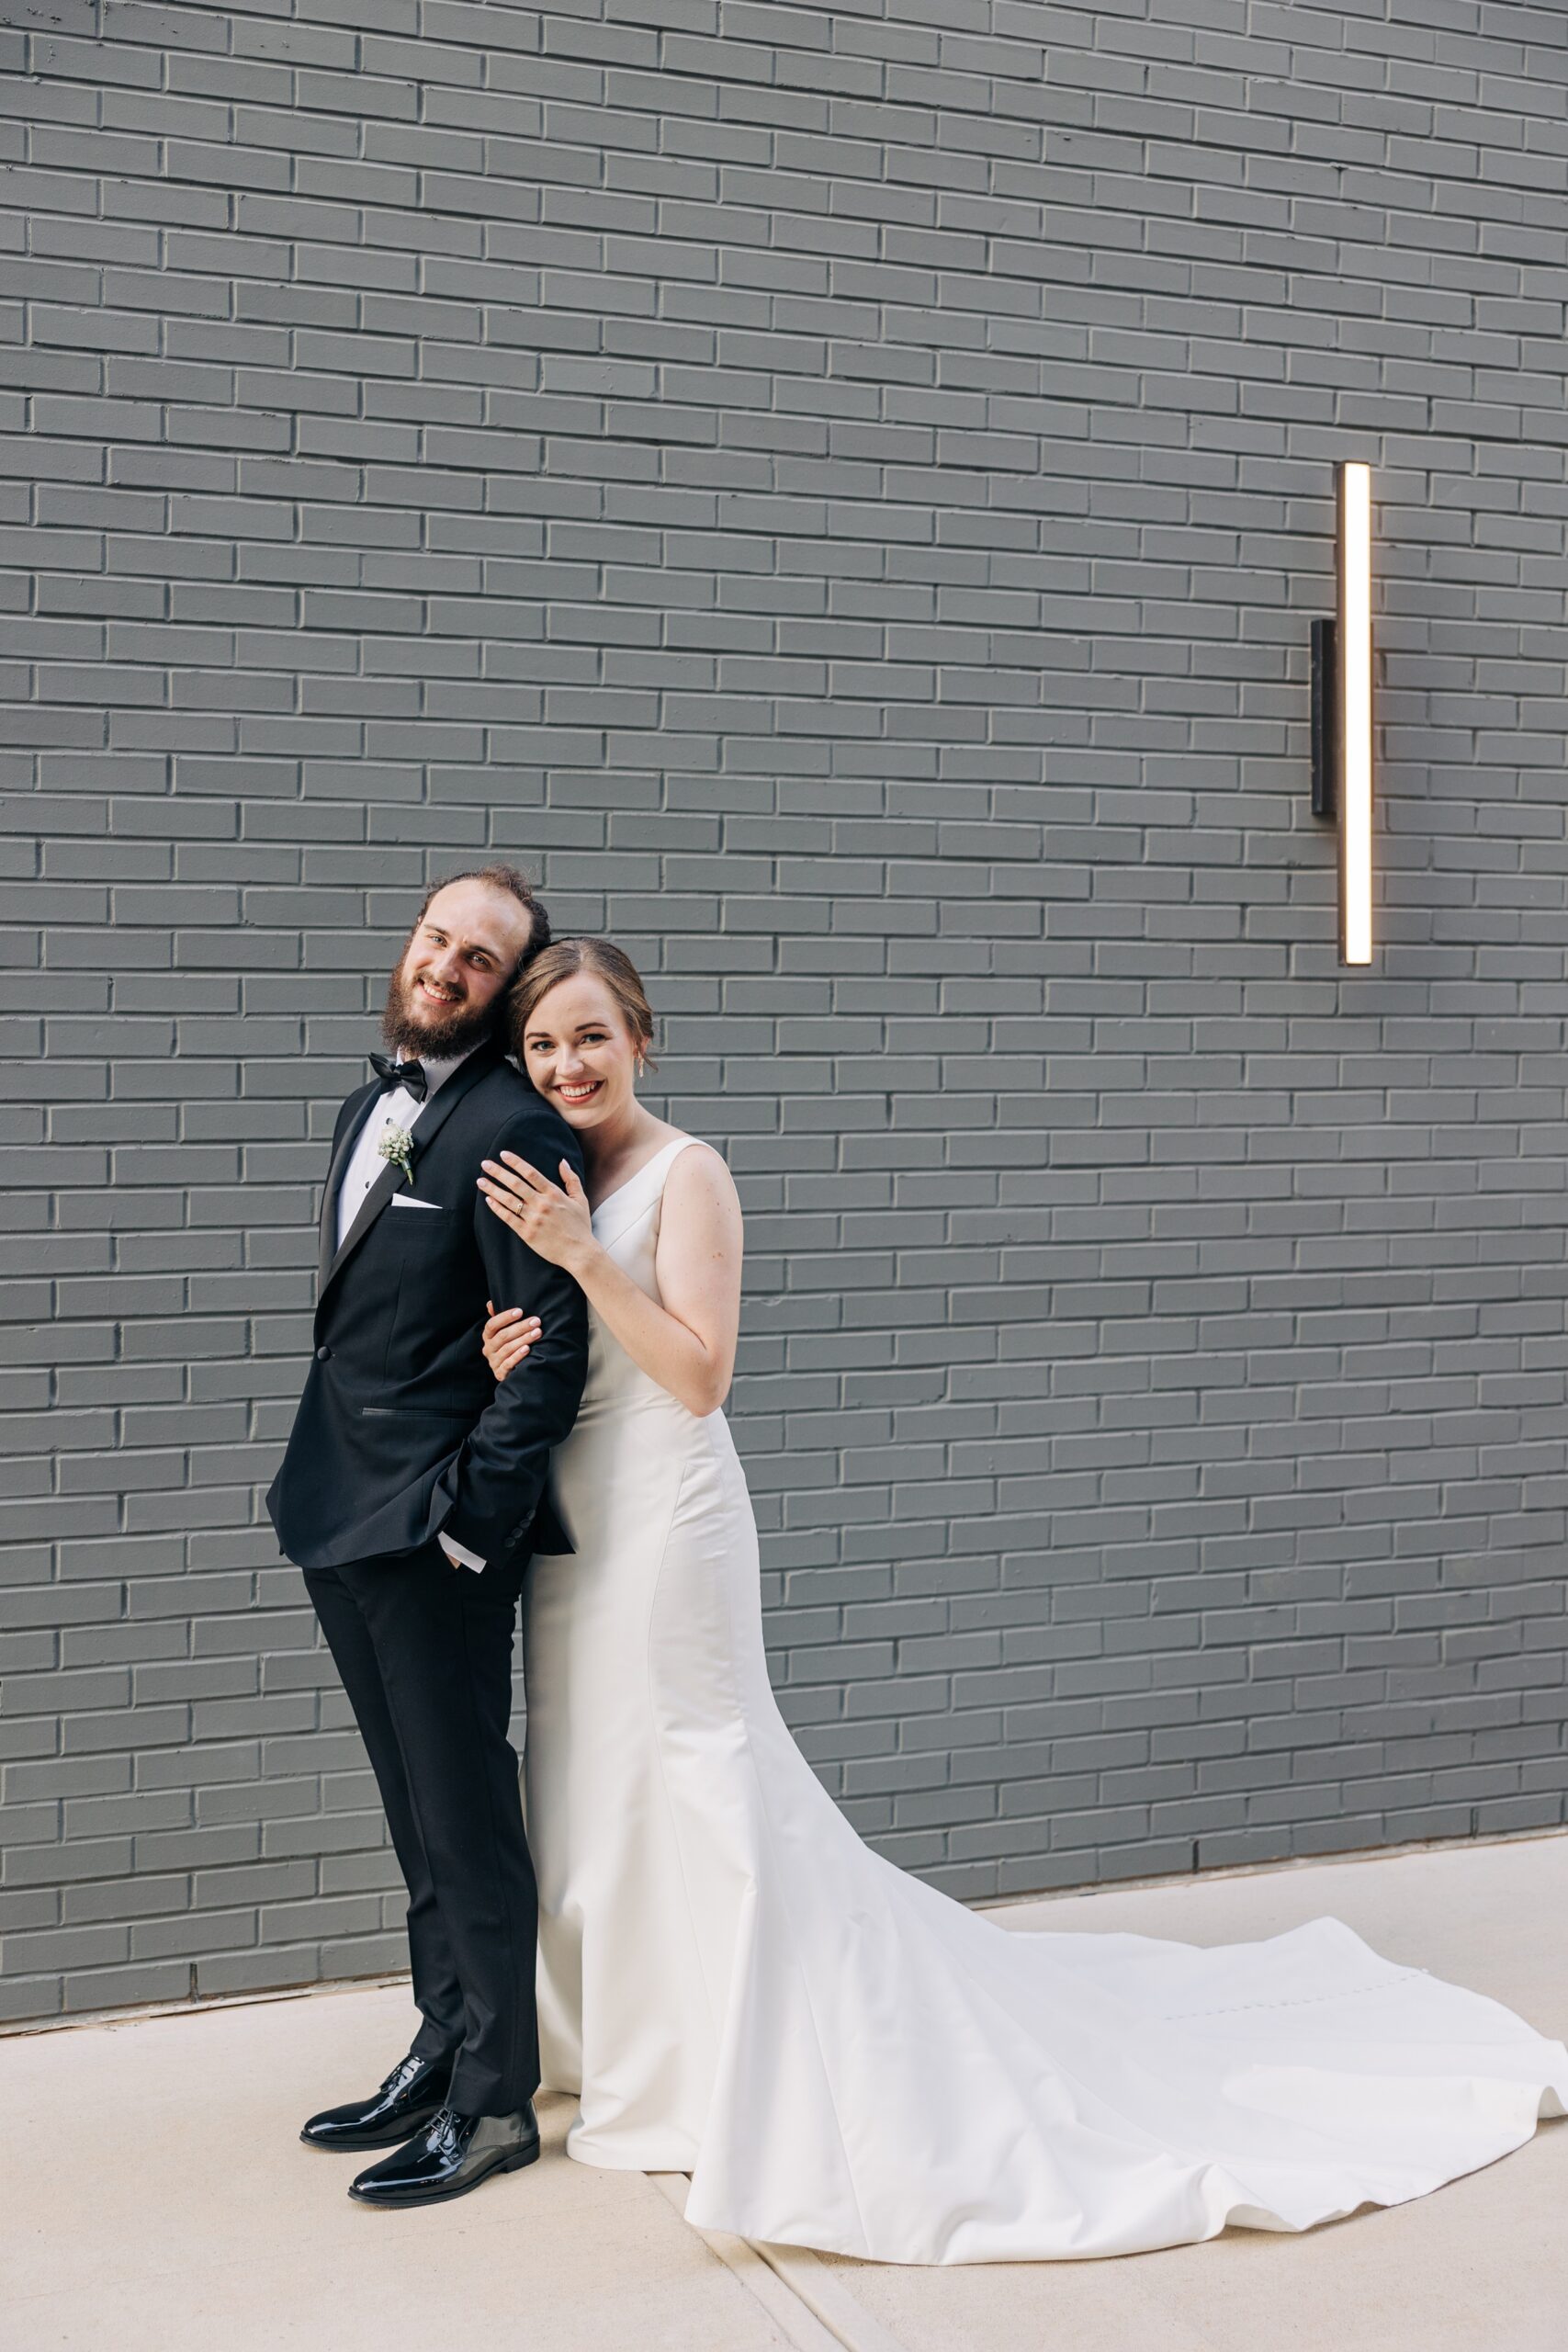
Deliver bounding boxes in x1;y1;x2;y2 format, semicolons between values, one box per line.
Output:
661;1137;742;1225
664;1135;735;1190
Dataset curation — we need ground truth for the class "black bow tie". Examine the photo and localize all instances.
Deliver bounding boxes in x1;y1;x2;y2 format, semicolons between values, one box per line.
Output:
369;1051;428;1103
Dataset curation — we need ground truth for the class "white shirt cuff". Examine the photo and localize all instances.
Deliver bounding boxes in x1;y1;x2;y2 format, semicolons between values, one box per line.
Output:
438;1532;486;1574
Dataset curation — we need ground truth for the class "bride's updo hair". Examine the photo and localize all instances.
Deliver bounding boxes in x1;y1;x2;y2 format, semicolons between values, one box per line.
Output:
508;936;658;1070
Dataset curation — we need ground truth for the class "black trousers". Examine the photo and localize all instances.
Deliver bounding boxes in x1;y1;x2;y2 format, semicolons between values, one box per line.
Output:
303;1540;538;2119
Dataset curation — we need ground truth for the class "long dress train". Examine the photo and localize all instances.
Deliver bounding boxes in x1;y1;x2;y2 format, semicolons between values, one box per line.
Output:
523;1136;1568;2265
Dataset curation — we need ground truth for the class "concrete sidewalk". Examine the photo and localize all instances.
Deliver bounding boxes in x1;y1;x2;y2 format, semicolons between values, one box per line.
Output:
7;1834;1568;2352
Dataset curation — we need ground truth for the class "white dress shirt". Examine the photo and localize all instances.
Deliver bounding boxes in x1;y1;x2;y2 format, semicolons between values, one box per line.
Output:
336;1046;486;1574
335;1047;470;1250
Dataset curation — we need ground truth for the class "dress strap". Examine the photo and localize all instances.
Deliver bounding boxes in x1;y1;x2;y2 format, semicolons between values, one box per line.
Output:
645;1135;702;1195
591;1134;704;1243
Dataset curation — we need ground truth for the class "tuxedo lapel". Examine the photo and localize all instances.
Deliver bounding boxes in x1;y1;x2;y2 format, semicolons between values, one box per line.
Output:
319;1044;503;1305
326;1152;406;1293
319;1082;381;1293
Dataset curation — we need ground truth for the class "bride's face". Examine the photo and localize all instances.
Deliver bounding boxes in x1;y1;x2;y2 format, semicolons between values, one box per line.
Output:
522;974;640;1129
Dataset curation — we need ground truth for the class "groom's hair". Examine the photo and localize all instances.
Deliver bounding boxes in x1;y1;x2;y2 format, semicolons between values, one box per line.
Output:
413;863;551;978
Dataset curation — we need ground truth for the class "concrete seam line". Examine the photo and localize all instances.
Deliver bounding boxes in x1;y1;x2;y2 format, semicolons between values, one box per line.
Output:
750;2240;914;2352
648;2172;875;2351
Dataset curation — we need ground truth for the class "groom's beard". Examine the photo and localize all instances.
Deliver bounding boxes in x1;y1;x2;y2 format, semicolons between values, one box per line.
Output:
380;963;502;1061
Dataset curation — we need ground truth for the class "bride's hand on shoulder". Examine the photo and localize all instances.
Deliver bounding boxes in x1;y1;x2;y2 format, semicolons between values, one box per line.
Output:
481;1301;543;1382
479;1153;595;1272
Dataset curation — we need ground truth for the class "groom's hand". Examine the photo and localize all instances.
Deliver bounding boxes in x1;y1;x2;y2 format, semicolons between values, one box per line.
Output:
481;1300;544;1383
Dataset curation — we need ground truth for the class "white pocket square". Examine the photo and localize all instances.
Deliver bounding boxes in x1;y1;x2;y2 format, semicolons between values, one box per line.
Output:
390;1195;445;1212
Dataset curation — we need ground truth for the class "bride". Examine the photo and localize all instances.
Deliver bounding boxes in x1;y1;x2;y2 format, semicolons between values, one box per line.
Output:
476;934;1568;2265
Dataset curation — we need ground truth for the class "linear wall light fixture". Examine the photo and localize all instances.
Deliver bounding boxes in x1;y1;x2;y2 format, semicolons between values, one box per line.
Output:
1310;460;1374;967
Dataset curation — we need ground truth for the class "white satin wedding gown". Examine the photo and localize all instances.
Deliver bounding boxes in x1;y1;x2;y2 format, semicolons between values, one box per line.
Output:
523;1135;1568;2264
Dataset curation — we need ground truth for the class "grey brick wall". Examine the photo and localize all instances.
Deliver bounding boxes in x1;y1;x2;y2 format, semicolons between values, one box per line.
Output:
5;0;1568;2025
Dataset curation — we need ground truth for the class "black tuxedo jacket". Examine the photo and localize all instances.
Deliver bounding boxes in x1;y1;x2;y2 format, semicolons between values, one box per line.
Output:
265;1043;590;1573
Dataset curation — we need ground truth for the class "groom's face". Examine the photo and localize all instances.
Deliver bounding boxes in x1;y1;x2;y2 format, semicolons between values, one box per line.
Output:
383;880;533;1059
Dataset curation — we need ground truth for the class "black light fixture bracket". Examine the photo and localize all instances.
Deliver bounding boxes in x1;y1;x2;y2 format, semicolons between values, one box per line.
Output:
1310;615;1337;822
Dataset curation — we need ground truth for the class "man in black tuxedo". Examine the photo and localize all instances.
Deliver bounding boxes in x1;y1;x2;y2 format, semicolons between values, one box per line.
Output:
267;864;589;2210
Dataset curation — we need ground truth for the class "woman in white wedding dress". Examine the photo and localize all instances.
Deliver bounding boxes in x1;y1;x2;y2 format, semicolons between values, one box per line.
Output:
475;937;1568;2266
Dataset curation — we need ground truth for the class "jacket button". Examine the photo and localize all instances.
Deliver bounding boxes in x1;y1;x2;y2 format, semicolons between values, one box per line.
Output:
315;1345;332;1362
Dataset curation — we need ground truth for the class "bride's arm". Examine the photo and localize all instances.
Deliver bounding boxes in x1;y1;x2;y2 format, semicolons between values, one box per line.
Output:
478;1143;742;1417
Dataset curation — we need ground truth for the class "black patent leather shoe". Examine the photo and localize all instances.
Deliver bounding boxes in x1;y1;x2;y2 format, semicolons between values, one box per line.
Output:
348;2103;540;2210
299;2052;455;2154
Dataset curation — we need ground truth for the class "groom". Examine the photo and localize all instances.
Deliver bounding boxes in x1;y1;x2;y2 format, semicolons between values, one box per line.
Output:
267;864;589;2210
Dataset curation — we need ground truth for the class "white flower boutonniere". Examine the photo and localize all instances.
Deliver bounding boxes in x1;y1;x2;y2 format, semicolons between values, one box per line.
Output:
378;1124;414;1187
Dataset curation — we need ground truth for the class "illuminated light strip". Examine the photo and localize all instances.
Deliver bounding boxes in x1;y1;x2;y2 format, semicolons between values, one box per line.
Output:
1337;461;1373;966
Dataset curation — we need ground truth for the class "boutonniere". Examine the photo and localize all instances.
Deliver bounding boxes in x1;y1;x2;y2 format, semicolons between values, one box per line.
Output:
378;1124;414;1187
